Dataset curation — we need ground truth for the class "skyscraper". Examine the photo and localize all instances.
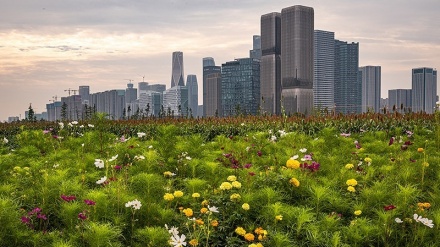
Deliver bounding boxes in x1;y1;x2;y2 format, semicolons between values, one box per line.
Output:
79;86;90;105
280;5;314;115
203;57;222;117
163;86;188;117
250;35;262;59
314;30;335;112
125;83;138;116
186;75;198;117
360;66;381;113
412;67;437;113
388;89;412;113
334;40;360;114
260;12;281;115
171;51;185;87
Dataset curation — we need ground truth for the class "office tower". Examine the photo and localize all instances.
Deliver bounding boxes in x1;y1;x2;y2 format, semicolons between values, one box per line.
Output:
138;82;149;98
125;82;137;106
89;90;125;120
313;30;335;112
281;5;314;115
171;51;185;87
388;89;412;113
412;67;437;113
260;12;281;115
79;86;90;105
203;57;222;117
221;58;260;116
334;40;360;114
138;91;162;117
203;57;215;67
61;95;83;121
250;35;262;59
359;66;381;113
149;84;166;93
186;75;198;117
162;86;188;117
46;101;62;121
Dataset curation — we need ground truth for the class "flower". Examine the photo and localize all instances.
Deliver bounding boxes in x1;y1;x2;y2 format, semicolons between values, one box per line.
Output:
275;215;283;221
189;239;198;246
364;157;372;163
210;220;219;227
235;227;246;236
200;208;208;214
170;233;187;247
164;193;174;201
354;210;362;216
59;122;64;129
219;182;233;190
21;216;31;225
230;193;241;202
257;150;262;156
347;186;356;192
208;205;219;213
88;124;94;128
109;154;118;162
96;176;107;185
134;155;145;160
423;162;429;167
345;163;354;169
192;193;200;198
242;203;250;211
286;159;300;169
414;214;435;228
299;148;307;153
417;148;424;153
244;163;252;169
384;205;396;211
244;233;255;242
395;218;403;223
232;181;242;188
94;159;105;169
78;211;87;220
183;208;193;217
289;178;300;187
227;175;237;182
195;218;204;225
137;132;146;138
60;194;76;202
340;133;351;137
201;200;209;206
125;199;142;210
84;199;96;205
173;191;184;198
165;225;179;235
164;171;176;177
3;137;9;144
346;179;358;186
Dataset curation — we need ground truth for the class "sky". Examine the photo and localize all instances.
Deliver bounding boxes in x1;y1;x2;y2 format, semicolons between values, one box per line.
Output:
0;0;439;121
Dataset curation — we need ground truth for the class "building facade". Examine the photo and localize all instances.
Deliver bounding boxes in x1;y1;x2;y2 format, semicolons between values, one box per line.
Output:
162;86;188;117
250;35;262;59
79;86;90;105
203;57;222;117
388;89;412;113
360;66;381;113
171;51;185;87
412;67;437;113
186;75;198;117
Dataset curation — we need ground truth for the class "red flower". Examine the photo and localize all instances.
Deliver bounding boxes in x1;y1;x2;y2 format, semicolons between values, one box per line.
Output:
61;194;76;202
384;205;396;211
84;199;96;206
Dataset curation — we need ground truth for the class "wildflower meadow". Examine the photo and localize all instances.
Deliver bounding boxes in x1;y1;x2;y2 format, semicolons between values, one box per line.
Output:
0;112;439;247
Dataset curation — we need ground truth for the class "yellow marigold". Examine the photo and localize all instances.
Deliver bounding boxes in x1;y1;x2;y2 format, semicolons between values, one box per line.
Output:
183;208;193;217
345;163;354;169
173;190;184;198
232;181;242;188
195;218;204;225
201;200;209;206
417;148;424;153
227;175;237;182
163;171;174;177
249;244;258;247
275;215;283;221
242;203;250;211
219;182;233;190
364;157;372;163
254;227;265;235
258;234;265;241
286;159;300;169
354;210;362;216
423;202;431;209
200;207;208;214
256;244;264;247
163;193;174;201
189;239;199;246
347;186;356;192
230;193;241;202
289;177;300;187
244;233;255;242
346;179;358;186
235;227;246;236
192;193;200;198
210;220;219;227
423;162;429;167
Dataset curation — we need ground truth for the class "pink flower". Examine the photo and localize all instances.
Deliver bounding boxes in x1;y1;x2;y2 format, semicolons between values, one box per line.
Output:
61;194;76;202
78;212;87;220
84;199;96;206
244;163;252;169
340;133;351;137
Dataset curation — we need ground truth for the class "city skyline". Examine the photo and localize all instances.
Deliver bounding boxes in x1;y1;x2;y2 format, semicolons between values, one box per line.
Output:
1;0;439;121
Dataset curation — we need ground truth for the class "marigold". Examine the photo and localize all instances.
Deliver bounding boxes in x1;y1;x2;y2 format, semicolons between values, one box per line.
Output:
242;203;250;211
200;207;208;214
417;148;424;153
235;227;246;236
254;227;265;235
189;239;199;246
201;200;209;206
227;175;237;182
347;186;356;192
244;233;255;242
183;208;193;217
173;190;184;198
364;157;372;163
230;193;241;202
232;181;242;188
354;210;362;216
345;163;354;169
195;218;204;225
219;182;233;190
289;177;300;187
163;193;174;201
192;193;200;198
346;179;358;186
275;215;283;221
286;159;300;169
210;220;219;227
163;171;175;177
423;162;429;167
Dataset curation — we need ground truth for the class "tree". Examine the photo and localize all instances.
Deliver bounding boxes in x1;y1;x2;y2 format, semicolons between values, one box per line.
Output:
61;102;68;121
27;103;36;122
122;108;126;120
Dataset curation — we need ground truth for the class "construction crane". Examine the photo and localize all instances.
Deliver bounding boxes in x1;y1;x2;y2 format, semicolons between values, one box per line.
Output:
124;79;134;83
64;88;77;96
49;95;58;103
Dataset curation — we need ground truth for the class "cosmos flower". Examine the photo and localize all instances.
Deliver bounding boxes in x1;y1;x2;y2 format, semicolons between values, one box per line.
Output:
94;159;105;169
96;176;107;185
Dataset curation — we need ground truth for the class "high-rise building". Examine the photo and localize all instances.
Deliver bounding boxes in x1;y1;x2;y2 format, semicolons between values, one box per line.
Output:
360;66;381;113
171;51;185;87
125;83;138;113
89;90;125;120
260;12;281;115
163;86;188;117
221;58;260;116
79;86;90;105
138;91;162;117
149;84;166;93
203;57;222;117
280;5;314;115
412;67;437;113
138;82;149;98
186;75;198;117
61;95;83;121
388;89;412;113
314;30;335;112
334;40;360;114
250;35;262;59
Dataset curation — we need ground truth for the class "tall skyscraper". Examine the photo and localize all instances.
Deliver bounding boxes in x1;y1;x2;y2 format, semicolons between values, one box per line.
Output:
360;66;381;113
171;51;185;87
412;67;437;113
125;83;138;115
260;12;281;115
281;5;314;115
334;40;360;114
79;86;90;105
186;75;198;117
203;57;222;117
250;35;262;59
221;58;260;116
163;86;188;117
138;82;149;98
388;89;412;113
314;30;335;112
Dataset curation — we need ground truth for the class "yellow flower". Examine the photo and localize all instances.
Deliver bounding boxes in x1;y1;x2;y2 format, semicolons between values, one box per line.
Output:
417;148;424;153
354;210;362;216
232;181;242;188
230;193;241;202
227;175;237;182
275;215;283;221
347;186;356;192
163;171;175;177
249;244;258;247
219;182;233;190
195;218;204;225
235;227;246;236
289;178;300;187
183;208;193;217
210;220;219;227
200;207;208;214
286;159;300;169
201;200;209;206
346;179;358;186
163;193;174;201
423;162;429;167
364;157;372;163
173;190;184;198
254;227;265;235
244;233;255;242
192;193;200;198
189;239;199;246
256;243;264;247
242;203;250;211
345;163;354;169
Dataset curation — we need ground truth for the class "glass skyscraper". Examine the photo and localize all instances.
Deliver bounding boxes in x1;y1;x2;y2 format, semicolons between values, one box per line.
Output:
203;59;222;117
412;67;437;113
360;66;381;113
314;30;335;112
171;51;185;87
186;74;198;117
388;89;412;113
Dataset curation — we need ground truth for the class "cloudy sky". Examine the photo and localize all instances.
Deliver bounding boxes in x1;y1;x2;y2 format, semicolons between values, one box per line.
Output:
0;0;439;121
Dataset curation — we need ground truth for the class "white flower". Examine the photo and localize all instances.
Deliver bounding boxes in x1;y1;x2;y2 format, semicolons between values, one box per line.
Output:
53;164;60;168
109;154;118;162
268;129;273;134
414;214;434;228
185;156;192;160
68;122;73;127
278;130;287;137
170;233;186;247
165;225;179;235
126;199;142;210
340;133;351;137
59;122;64;129
148;145;153;149
137;132;146;138
71;121;78;125
94;159;105;169
81;143;84;147
88;124;94;128
96;176;107;184
134;155;145;160
80;125;84;128
299;148;307;153
119;136;130;142
395;218;403;223
3;137;8;144
241;123;245;126
246;146;250;152
291;155;299;160
208;205;219;213
270;135;277;142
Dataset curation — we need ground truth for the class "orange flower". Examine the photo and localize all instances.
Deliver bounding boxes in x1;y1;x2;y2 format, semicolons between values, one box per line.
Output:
210;220;219;227
189;239;199;246
195;218;204;225
417;148;424;153
183;208;193;217
200;207;208;214
244;233;255;242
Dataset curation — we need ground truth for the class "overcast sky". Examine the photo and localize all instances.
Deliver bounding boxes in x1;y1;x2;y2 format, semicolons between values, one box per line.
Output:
0;0;439;121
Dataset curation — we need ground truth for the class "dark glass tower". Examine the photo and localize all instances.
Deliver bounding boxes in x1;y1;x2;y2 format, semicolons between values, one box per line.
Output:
203;57;222;117
186;75;198;117
171;51;185;87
